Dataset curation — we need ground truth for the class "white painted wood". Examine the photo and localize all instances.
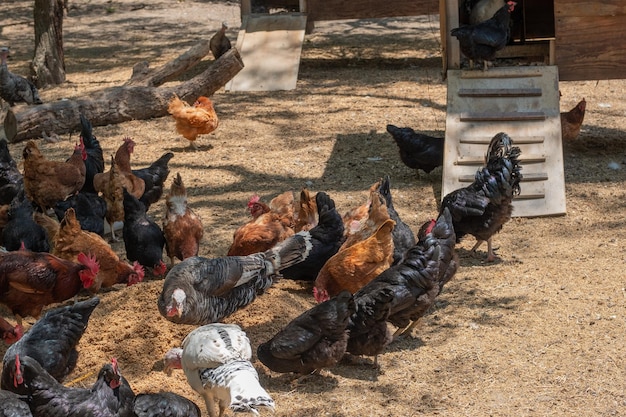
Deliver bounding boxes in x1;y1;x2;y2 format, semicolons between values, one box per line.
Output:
226;14;308;91
443;66;566;217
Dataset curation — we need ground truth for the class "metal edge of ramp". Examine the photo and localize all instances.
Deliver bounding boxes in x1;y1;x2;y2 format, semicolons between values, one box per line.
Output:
443;66;566;218
226;13;308;92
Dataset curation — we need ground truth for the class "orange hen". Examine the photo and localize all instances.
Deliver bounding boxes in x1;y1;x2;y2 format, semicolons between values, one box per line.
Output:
561;98;586;142
313;218;395;303
168;95;219;150
94;155;125;241
293;188;318;232
163;173;204;266
22;140;87;212
226;191;296;256
53;207;144;291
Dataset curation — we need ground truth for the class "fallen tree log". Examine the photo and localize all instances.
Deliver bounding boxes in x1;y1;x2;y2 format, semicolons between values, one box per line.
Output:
126;38;214;87
4;47;243;143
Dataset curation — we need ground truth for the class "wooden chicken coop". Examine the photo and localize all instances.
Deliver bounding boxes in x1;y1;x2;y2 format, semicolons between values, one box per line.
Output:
440;0;626;218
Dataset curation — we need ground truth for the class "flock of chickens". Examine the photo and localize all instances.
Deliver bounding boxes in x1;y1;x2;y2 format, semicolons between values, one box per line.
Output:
0;4;589;416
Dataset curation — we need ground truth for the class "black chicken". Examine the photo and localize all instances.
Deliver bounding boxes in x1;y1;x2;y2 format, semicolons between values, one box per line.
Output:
352;208;458;340
157;229;314;325
1;297;100;389
131;151;174;210
0;47;42;107
280;191;345;281
0;139;24;206
133;392;201;417
440;131;522;262
77;114;104;194
2;194;50;252
0;389;31;417
377;176;416;265
257;291;355;375
386;124;444;174
122;189;167;277
451;1;517;70
210;22;232;60
54;192;107;237
345;287;394;364
4;355;131;417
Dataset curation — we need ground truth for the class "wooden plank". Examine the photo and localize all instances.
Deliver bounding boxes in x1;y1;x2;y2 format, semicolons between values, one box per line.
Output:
494;42;551;60
459;172;549;182
458;88;542;97
227;14;307;91
459;112;546;122
456;155;546;165
460;136;545;144
554;0;626;81
306;0;439;21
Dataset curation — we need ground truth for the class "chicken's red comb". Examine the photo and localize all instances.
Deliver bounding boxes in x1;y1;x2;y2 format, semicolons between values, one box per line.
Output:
247;195;260;208
153;261;167;277
77;252;100;275
132;261;145;283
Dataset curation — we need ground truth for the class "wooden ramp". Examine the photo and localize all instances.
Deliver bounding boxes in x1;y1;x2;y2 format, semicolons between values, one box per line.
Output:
443;66;566;218
226;13;307;91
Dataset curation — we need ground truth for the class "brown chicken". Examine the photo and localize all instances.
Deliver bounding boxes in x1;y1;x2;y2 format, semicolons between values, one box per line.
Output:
93;137;145;200
341;187;390;250
22;140;87;212
53;207;144;290
0;249;100;324
163;173;204;266
226;191;296;256
293;188;318;232
341;180;382;238
168;95;219;150
313;218;395;303
95;156;125;241
561;98;586;142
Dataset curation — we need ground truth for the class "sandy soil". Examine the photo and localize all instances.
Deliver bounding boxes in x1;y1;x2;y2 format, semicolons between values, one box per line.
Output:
1;1;626;416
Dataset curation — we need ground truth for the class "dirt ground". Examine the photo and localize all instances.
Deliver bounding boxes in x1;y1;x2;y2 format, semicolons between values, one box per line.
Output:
1;1;626;416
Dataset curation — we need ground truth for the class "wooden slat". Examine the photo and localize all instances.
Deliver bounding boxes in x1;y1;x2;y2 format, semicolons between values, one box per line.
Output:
515;193;546;201
459;112;546;122
458;88;542;97
459;172;548;182
460;136;545;144
305;0;439;21
456;155;546;166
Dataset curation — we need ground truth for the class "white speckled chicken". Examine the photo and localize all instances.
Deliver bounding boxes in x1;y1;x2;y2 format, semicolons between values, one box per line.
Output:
164;323;274;417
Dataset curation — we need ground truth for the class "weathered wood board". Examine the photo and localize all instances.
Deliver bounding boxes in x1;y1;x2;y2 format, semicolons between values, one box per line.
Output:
443;66;566;218
226;14;308;91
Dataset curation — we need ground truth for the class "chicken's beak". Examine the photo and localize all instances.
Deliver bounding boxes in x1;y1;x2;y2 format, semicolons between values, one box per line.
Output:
167;304;181;318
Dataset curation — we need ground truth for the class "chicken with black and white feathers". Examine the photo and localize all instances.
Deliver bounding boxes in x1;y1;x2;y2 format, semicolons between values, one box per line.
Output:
386;124;444;174
163;323;274;417
157;225;313;325
0;47;42;107
280;191;344;281
451;1;516;70
132;151;174;211
351;208;458;340
0;139;24;206
78;114;104;194
1;297;100;388
377;176;415;265
133;392;201;417
3;355;131;417
257;290;355;375
122;189;167;277
0;389;32;417
440;131;522;262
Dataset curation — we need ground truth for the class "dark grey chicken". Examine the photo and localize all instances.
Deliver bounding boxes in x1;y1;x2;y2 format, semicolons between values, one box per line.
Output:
210;22;232;60
377;176;416;265
1;193;50;252
0;139;24;206
0;389;32;417
257;290;355;374
0;47;42;106
451;1;517;70
133;392;201;417
1;297;100;389
440;131;522;262
351;208;458;340
131;151;174;210
157;226;315;325
77;114;105;194
386;124;444;174
54;192;107;237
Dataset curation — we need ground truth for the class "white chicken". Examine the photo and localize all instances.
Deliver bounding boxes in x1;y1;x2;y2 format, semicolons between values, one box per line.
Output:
164;323;274;417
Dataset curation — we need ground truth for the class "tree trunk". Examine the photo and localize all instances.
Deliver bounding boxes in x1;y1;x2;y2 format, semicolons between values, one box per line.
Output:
31;0;66;87
4;48;244;143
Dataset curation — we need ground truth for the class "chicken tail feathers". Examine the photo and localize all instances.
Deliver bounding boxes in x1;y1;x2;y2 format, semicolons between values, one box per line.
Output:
266;232;313;273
